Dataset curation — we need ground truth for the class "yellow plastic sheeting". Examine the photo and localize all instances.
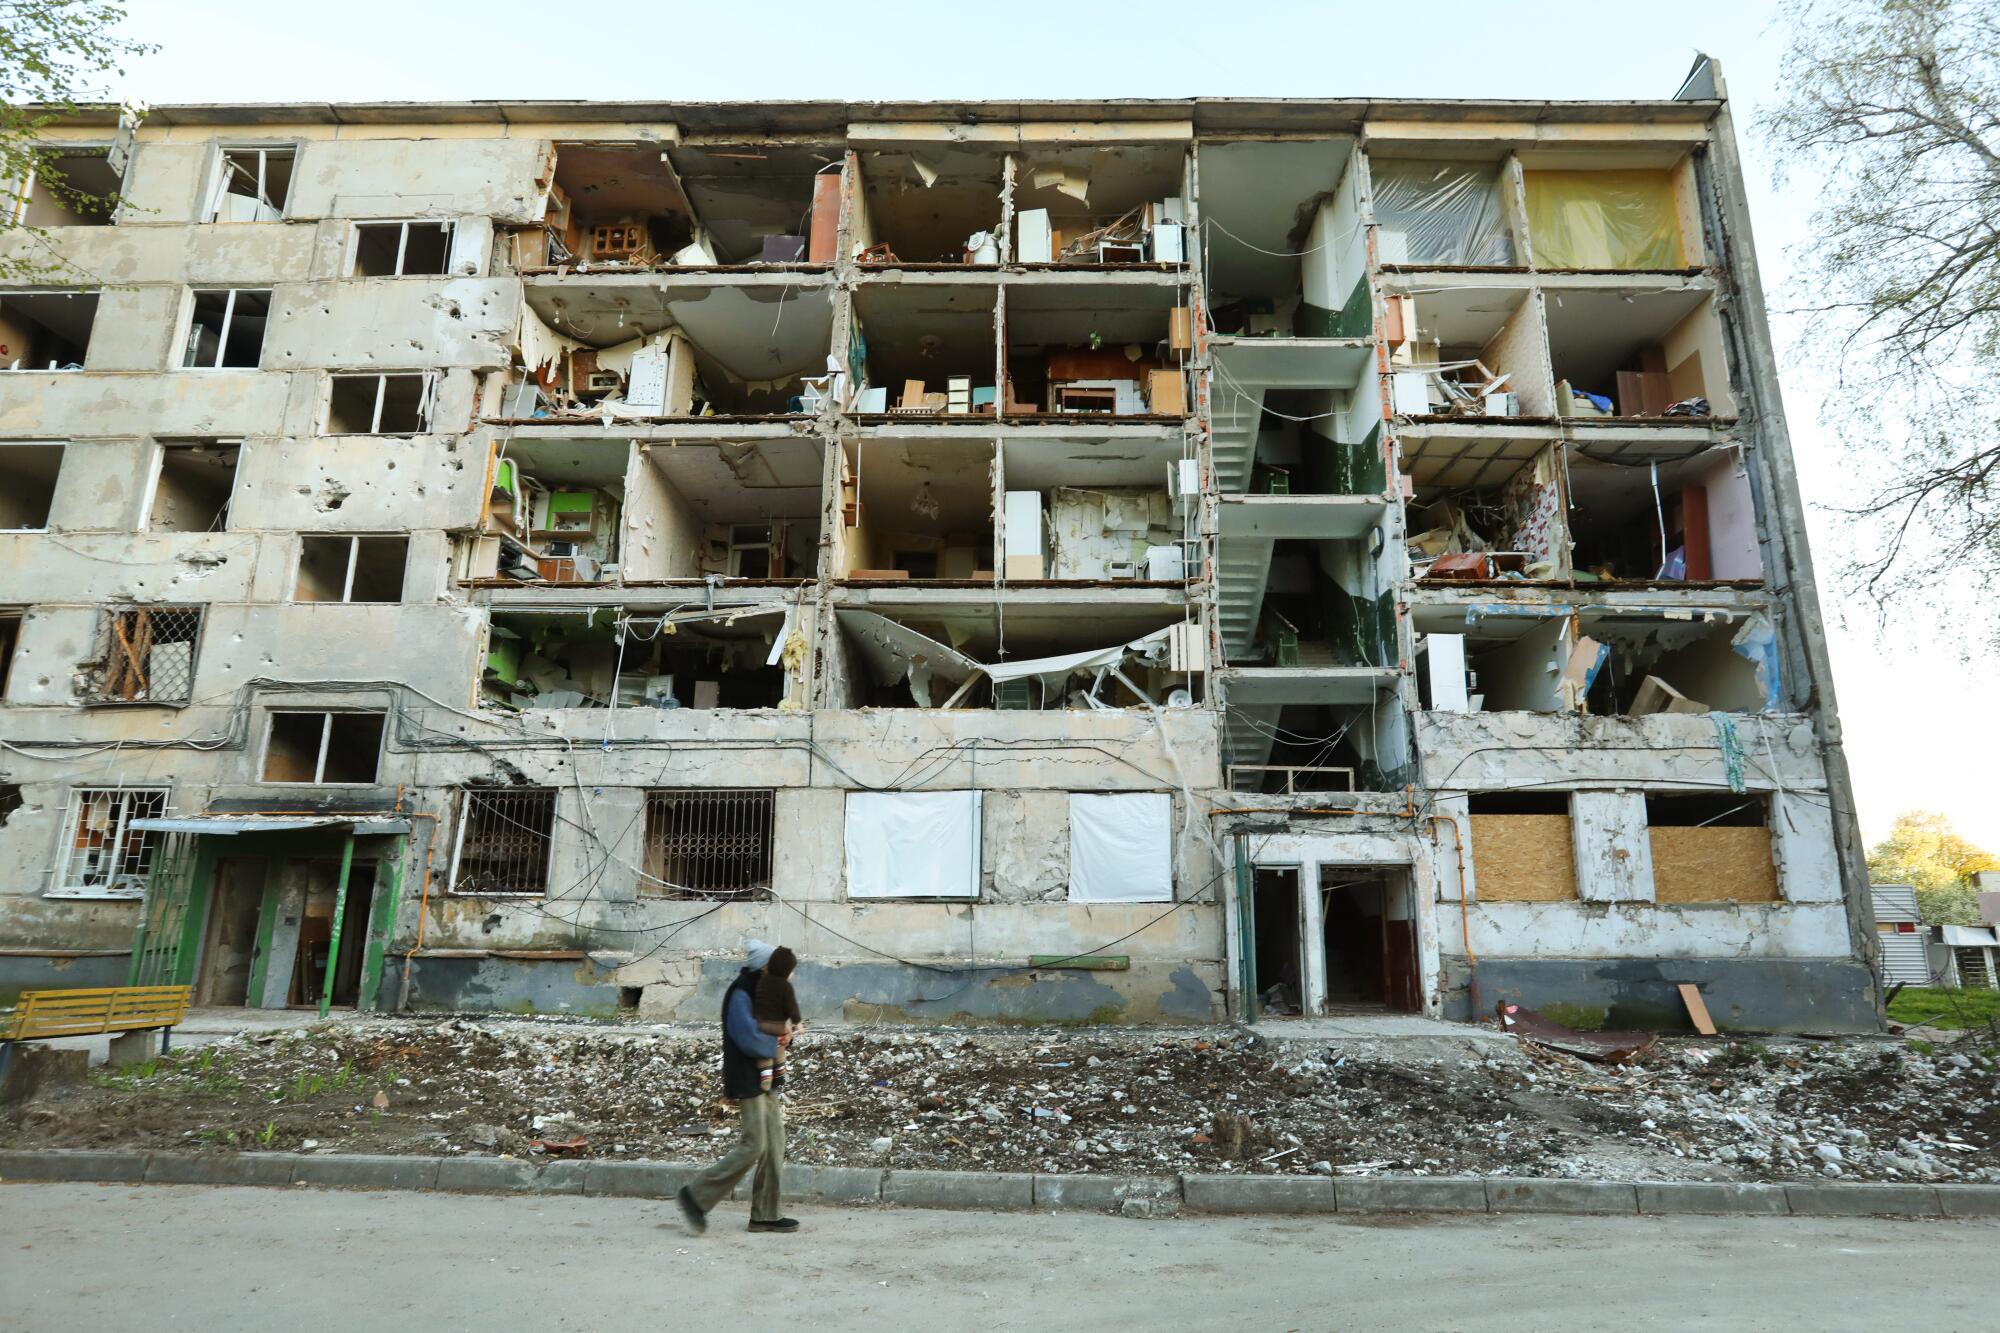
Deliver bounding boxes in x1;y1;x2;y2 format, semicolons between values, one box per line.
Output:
1524;169;1684;270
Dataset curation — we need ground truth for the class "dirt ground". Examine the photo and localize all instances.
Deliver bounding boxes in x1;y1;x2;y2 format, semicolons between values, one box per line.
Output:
7;1016;1996;1183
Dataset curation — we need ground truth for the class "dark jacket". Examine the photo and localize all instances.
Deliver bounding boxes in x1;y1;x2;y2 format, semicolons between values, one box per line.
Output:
720;967;778;1100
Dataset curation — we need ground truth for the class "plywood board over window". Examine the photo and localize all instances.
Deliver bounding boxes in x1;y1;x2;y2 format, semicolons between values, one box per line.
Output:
1470;814;1579;902
1650;826;1780;903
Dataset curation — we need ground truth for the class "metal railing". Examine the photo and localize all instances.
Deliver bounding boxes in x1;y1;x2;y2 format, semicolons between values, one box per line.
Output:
641;789;774;899
88;606;202;705
449;788;557;895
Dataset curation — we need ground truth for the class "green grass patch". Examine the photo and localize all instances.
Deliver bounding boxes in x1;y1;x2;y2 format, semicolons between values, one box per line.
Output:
1888;986;2000;1031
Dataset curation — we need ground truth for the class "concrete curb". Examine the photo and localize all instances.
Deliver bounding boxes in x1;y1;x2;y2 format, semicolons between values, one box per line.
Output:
1;1150;1992;1220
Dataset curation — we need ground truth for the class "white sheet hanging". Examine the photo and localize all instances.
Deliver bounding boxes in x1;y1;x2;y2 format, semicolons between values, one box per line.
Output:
845;791;983;899
1067;792;1173;903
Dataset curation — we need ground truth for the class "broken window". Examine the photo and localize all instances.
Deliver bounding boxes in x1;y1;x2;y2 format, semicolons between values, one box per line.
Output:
0;290;99;370
641;789;774;899
351;220;454;277
294;535;408;603
0;784;19;825
0;442;64;528
449;787;556;895
0;609;20;698
182;289;271;369
148;441;239;532
209;146;293;222
261;711;386;784
1646;793;1780;905
7;148;120;227
87;606;201;706
52;786;169;897
1468;792;1578;903
324;373;432;434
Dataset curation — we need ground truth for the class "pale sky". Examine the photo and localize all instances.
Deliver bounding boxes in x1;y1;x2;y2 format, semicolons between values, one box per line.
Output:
102;0;2000;850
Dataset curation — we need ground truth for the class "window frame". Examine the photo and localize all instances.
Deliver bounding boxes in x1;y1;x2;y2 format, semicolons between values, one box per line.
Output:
0;440;65;528
207;143;295;223
640;787;776;899
0;289;100;372
447;786;559;897
144;438;242;533
259;709;388;785
322;371;436;436
293;533;409;603
181;287;272;370
349;219;457;278
48;785;171;899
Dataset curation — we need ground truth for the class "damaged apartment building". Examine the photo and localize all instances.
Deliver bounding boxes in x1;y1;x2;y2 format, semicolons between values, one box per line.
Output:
0;60;1880;1033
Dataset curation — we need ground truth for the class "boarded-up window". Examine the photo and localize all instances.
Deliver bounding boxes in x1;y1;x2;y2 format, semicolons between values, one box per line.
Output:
1469;793;1577;902
1646;794;1779;903
89;606;202;705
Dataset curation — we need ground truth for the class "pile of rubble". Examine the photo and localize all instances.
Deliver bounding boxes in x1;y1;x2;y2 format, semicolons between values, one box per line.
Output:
5;1017;1994;1184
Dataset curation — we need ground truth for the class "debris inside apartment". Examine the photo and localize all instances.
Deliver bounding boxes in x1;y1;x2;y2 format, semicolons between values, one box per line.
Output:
9;1018;1995;1185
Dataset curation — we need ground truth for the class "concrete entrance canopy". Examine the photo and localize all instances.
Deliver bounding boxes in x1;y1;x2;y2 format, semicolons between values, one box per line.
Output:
129;817;413;837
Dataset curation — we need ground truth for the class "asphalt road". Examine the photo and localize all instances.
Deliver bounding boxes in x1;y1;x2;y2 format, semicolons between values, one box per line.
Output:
1;1183;1993;1332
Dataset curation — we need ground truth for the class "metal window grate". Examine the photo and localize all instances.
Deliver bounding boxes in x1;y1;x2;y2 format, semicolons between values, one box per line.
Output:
642;789;774;899
451;787;556;895
90;606;201;705
57;787;169;896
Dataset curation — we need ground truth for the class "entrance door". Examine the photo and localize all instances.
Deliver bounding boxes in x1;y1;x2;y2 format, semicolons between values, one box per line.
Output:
1251;867;1306;1016
289;860;376;1008
1319;868;1419;1013
195;858;266;1006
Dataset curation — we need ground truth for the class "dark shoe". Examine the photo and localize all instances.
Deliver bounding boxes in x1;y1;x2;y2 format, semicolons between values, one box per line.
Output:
747;1217;800;1233
675;1186;707;1236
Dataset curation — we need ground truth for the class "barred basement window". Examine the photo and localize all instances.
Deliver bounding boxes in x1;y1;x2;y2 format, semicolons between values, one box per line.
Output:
641;789;774;899
51;786;168;897
450;787;556;895
89;606;201;705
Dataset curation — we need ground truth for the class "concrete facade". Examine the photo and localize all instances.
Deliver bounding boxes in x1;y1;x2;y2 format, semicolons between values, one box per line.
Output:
0;63;1877;1030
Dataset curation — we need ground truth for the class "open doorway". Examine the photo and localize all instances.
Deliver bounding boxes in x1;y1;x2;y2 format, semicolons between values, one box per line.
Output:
289;860;376;1008
1319;867;1419;1013
1252;866;1304;1017
195;858;267;1007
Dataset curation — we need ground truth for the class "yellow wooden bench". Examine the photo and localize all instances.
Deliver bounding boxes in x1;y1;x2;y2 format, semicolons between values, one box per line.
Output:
0;985;192;1082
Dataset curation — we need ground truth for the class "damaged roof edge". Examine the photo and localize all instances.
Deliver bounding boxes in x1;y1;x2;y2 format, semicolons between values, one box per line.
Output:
37;95;1723;134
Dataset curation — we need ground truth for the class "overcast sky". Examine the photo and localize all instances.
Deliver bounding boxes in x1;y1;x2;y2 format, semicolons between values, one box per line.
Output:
103;0;2000;849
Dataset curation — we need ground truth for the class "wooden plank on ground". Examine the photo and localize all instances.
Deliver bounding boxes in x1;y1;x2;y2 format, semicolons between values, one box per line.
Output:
1678;983;1718;1035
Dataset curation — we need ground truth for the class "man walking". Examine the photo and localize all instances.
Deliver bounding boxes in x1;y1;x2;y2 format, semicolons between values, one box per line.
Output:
676;939;797;1234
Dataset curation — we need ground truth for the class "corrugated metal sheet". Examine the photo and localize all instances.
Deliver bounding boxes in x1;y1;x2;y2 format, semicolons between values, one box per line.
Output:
1871;886;1920;923
1878;933;1933;986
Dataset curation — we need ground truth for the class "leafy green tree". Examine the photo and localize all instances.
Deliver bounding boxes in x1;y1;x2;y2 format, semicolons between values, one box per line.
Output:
1;1;153;279
1763;1;2000;634
1867;809;1996;924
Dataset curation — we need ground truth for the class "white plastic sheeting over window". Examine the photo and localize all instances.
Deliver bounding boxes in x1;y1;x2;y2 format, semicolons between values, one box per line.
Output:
1369;159;1515;267
845;790;982;899
1068;792;1173;902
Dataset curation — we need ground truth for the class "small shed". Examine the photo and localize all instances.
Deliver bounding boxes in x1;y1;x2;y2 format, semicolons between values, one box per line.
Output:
1941;925;2000;991
1871;885;1939;986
